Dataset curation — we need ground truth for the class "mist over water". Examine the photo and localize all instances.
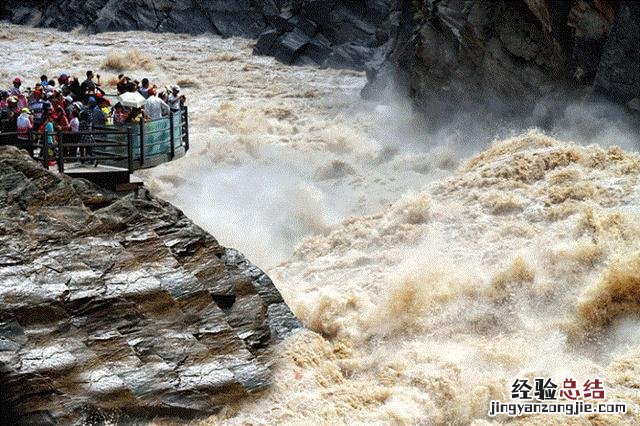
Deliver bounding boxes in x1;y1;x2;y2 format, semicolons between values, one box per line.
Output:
4;24;640;424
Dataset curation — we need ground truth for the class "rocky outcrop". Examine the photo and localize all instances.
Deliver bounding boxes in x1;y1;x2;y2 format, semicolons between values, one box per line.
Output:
363;0;640;122
253;0;391;69
0;146;301;424
593;2;640;109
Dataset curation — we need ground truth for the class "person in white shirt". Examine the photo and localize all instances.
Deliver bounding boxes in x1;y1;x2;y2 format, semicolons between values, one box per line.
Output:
167;85;185;112
66;108;81;159
143;87;169;120
16;108;33;142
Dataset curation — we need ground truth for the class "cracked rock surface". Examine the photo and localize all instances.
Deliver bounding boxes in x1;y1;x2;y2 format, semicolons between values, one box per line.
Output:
0;146;301;425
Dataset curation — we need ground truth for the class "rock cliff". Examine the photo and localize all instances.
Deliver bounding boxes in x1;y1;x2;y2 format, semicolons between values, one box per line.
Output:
0;146;301;424
363;0;640;123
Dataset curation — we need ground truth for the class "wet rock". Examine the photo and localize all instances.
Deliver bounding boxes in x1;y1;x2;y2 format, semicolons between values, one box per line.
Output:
0;146;302;424
594;2;640;104
323;42;374;70
364;0;639;121
273;28;311;64
255;1;391;67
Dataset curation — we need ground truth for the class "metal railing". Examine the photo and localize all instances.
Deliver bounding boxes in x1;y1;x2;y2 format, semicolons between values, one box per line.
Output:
0;107;189;174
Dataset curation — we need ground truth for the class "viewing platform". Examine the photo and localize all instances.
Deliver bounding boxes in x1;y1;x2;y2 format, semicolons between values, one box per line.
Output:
0;107;189;191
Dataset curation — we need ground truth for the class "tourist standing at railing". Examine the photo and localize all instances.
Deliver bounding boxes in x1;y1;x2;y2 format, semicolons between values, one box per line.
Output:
58;73;69;87
81;71;101;102
17;108;33;153
66;107;80;159
112;103;127;126
43;113;57;166
10;77;22;97
97;95;112;125
144;88;169;120
139;78;150;99
29;90;46;128
167;85;185;112
86;97;105;127
78;110;94;164
69;76;82;100
17;108;33;135
50;89;65;111
54;106;70;132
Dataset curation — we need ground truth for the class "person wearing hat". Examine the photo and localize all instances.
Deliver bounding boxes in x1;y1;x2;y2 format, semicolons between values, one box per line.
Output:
96;95;112;125
144;87;170;120
58;73;69;86
17;108;34;146
7;96;20;116
10;77;22;96
87;96;105;127
167;85;185;112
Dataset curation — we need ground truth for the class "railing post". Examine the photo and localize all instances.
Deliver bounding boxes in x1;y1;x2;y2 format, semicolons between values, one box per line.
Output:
127;127;134;172
57;131;64;173
139;119;145;166
42;131;49;170
169;112;175;160
183;106;189;151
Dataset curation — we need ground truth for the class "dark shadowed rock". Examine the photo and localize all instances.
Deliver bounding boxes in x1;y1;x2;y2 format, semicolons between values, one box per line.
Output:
273;28;310;63
594;2;640;104
0;146;301;424
1;0;277;38
364;0;639;121
254;0;391;68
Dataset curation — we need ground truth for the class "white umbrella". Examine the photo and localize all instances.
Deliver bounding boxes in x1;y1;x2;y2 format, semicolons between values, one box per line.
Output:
118;91;146;108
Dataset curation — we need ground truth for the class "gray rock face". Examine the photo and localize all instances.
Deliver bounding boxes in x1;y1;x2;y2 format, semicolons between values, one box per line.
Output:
0;146;301;424
0;0;276;38
254;0;391;69
594;2;640;105
363;0;640;122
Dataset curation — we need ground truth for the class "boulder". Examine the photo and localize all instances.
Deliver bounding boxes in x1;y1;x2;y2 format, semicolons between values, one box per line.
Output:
0;146;301;424
273;28;311;64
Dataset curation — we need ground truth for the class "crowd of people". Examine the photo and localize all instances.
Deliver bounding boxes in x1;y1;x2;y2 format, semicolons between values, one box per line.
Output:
0;71;186;165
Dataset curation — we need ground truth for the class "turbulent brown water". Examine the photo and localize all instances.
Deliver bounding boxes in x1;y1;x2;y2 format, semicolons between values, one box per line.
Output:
3;24;640;425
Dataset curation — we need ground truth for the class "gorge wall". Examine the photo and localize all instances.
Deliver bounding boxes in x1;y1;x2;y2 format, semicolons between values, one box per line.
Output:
0;146;301;424
363;0;640;125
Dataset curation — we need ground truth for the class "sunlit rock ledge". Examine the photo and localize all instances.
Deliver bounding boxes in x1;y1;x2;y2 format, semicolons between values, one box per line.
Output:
0;145;301;424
